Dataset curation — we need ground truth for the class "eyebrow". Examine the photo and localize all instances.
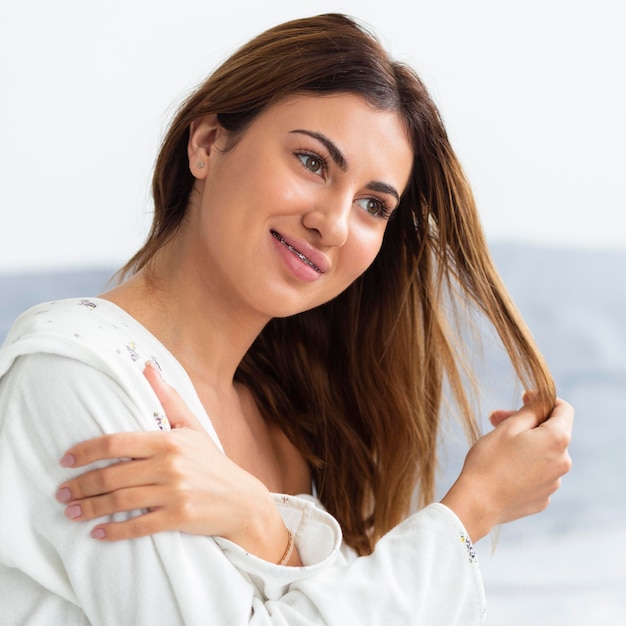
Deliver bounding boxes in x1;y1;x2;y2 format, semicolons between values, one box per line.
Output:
365;180;400;204
290;129;347;171
289;129;401;204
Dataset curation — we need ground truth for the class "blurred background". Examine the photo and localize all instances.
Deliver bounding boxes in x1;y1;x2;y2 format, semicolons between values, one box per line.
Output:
1;1;625;623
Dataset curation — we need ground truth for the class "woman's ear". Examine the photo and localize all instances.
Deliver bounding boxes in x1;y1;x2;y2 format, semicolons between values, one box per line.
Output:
187;114;221;179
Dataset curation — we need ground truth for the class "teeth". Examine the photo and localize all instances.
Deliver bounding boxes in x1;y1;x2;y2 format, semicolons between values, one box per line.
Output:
272;231;321;272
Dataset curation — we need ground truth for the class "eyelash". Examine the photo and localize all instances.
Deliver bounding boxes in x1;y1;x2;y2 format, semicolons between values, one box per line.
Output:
295;151;393;220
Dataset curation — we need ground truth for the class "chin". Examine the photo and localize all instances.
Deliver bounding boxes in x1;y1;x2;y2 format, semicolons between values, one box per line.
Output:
257;292;331;320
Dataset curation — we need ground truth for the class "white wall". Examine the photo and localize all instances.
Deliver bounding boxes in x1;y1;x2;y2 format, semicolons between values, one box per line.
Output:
1;0;624;273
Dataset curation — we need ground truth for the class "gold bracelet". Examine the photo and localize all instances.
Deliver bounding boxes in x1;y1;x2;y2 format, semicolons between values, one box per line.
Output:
277;528;295;566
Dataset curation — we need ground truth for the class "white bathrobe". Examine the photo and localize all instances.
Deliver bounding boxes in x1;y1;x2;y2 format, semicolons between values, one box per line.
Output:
0;298;486;625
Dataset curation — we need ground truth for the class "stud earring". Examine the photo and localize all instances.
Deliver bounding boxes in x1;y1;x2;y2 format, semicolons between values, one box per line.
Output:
197;161;205;169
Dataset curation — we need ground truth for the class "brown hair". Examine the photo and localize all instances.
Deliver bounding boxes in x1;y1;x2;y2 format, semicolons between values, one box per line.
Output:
121;13;555;555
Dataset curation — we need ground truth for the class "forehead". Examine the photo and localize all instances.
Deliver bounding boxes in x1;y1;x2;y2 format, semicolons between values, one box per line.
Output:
258;92;409;141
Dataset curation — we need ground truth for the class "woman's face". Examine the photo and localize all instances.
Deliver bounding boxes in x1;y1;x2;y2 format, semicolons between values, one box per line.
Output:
186;92;413;319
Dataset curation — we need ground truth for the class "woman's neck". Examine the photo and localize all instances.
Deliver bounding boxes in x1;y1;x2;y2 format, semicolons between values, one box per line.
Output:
100;257;268;392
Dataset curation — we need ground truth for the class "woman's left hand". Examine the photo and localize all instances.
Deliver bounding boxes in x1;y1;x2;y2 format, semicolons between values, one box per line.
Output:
55;363;287;561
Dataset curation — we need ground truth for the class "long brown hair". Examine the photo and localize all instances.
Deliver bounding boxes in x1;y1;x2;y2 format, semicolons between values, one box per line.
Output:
121;14;555;555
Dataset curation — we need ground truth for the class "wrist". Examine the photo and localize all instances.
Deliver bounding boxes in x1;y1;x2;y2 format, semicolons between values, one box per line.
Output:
225;485;302;565
440;478;495;542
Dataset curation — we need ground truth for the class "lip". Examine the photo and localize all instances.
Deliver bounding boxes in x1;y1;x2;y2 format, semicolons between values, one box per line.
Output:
270;230;330;274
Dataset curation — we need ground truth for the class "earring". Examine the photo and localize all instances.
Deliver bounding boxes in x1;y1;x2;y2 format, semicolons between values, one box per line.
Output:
197;161;205;169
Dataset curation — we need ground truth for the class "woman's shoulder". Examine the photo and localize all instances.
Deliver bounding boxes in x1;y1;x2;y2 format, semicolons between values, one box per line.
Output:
4;297;137;341
0;297;215;438
3;296;163;350
0;297;168;381
0;297;176;433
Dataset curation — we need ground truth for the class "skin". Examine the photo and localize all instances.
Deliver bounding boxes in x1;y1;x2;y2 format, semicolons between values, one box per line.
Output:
54;93;574;561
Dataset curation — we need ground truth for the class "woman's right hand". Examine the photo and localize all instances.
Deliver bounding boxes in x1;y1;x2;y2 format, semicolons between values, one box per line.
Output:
56;363;299;565
441;397;574;542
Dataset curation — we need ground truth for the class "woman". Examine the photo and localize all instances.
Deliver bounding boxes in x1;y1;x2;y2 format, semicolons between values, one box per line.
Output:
0;13;572;625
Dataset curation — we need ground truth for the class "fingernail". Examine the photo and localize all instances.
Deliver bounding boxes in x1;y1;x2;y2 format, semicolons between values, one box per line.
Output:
65;504;82;519
60;454;76;468
91;527;106;540
145;360;162;377
56;487;72;503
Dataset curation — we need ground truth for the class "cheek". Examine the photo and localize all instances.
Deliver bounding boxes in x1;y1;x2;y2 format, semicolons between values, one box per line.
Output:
271;174;320;214
342;225;386;278
240;163;310;216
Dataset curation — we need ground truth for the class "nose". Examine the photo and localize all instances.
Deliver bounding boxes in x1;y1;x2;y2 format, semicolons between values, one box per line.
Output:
302;192;351;247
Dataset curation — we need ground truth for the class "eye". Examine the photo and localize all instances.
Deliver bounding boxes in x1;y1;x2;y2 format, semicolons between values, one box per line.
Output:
356;197;391;219
296;152;326;176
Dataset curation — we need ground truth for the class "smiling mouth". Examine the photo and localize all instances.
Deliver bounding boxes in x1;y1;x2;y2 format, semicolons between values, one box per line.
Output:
271;230;322;273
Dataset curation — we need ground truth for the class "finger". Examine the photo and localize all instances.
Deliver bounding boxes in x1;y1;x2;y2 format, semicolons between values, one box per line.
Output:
90;509;172;541
60;431;169;469
537;398;575;448
489;409;516;427
57;458;162;501
63;485;168;522
541;398;575;430
501;402;544;434
143;362;204;431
